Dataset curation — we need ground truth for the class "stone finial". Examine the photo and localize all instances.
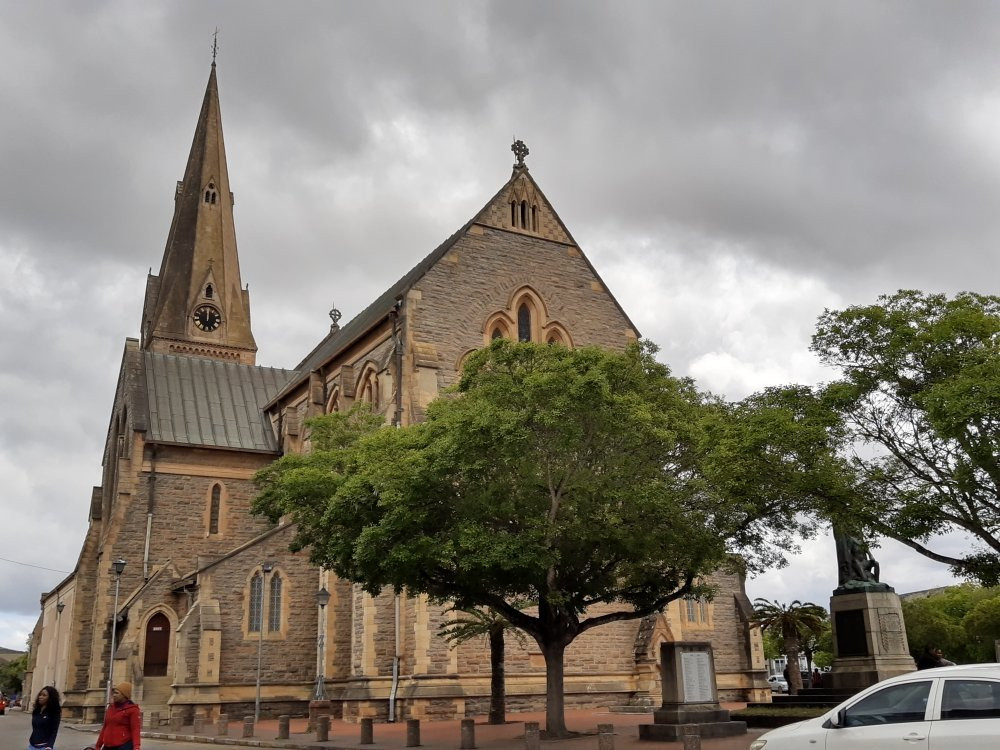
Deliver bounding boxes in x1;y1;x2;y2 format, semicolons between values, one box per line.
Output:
212;28;220;65
329;304;342;332
511;139;529;168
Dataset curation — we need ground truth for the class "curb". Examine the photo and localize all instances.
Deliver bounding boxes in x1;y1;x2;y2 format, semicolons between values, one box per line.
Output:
68;723;378;750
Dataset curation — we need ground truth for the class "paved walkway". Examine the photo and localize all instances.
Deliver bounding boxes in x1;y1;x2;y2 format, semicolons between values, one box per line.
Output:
66;707;767;750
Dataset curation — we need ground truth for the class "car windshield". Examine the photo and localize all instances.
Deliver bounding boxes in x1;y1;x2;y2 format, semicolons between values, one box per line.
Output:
843;680;932;727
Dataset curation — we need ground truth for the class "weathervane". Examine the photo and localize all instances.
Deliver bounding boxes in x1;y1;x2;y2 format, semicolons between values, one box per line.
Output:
511;138;529;168
329;303;342;332
212;28;220;64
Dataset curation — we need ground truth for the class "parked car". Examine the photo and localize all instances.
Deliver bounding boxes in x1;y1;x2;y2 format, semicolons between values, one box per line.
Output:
767;675;789;693
751;663;1000;749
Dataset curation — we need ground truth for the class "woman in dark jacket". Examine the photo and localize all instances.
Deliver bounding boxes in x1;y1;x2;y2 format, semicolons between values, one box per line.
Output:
95;682;141;750
28;685;61;750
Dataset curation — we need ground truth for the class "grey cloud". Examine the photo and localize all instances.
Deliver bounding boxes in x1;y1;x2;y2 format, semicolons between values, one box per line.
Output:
5;0;998;628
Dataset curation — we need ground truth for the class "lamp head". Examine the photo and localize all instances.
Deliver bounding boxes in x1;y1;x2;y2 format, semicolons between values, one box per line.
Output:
262;561;274;573
112;558;127;576
56;602;65;614
316;586;330;608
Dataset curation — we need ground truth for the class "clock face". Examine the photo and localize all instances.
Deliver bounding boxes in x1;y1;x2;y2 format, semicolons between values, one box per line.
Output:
193;305;222;332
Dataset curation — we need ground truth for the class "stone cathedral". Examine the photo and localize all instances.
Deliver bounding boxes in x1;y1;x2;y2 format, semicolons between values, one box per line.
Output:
26;63;768;723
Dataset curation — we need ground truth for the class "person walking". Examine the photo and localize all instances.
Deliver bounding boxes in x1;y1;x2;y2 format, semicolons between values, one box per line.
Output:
28;686;61;750
95;683;140;750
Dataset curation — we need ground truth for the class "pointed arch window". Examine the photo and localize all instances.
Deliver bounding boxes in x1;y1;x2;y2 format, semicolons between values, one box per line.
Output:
520;200;528;229
205;284;214;299
518;303;532;342
268;575;283;632
531;205;538;231
510;201;517;227
249;573;263;633
204;183;218;205
491;327;504;340
359;370;379;408
209;484;221;535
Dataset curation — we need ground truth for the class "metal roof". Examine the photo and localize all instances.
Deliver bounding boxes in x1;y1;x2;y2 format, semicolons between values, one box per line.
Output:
144;352;297;451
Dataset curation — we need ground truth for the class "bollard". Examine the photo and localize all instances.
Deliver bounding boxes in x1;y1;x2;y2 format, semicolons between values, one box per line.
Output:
682;725;701;750
316;714;331;742
193;716;206;734
243;715;255;738
217;714;229;736
460;718;476;749
360;716;374;744
278;714;290;740
524;721;541;750
406;718;421;747
598;723;614;750
169;715;183;731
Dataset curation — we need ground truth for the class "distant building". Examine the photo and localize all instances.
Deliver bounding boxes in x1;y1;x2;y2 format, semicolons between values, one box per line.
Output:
27;62;769;723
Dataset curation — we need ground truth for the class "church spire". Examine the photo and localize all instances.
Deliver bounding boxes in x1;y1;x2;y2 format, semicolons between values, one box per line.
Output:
140;63;257;364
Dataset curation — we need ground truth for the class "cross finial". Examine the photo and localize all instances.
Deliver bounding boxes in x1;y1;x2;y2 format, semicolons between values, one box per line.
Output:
511;139;529;168
329;303;342;332
212;28;220;65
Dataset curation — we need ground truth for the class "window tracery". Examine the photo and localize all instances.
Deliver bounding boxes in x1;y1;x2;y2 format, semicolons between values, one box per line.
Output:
482;287;571;348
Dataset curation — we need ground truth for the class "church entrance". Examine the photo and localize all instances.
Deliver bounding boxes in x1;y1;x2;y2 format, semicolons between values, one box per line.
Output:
143;612;170;676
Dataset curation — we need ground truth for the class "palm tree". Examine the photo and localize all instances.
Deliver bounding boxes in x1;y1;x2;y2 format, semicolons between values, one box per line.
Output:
439;606;527;724
753;599;827;695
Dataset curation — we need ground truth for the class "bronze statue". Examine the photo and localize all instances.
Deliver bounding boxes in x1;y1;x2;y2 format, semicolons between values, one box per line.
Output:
833;526;891;593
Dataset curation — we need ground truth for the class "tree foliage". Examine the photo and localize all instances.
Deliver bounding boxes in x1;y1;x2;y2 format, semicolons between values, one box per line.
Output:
255;339;841;734
0;653;27;694
901;584;1000;664
813;290;1000;584
753;599;827;694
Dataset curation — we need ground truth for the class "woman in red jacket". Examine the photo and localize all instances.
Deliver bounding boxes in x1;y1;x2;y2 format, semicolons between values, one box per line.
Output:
95;682;140;750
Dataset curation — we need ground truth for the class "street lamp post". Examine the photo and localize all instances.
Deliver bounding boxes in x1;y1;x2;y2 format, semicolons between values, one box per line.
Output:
54;600;65;691
314;586;330;700
107;558;126;705
254;562;274;721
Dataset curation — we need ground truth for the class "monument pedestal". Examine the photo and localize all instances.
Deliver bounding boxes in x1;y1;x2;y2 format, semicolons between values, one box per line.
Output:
639;642;746;742
829;588;915;691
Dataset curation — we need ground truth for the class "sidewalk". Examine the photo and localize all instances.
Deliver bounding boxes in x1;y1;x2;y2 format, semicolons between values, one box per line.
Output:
67;707;767;750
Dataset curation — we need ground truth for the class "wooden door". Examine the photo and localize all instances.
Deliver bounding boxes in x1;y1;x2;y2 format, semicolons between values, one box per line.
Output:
143;613;170;677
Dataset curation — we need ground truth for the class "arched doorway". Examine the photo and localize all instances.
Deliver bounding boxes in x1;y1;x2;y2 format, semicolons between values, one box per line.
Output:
143;612;170;676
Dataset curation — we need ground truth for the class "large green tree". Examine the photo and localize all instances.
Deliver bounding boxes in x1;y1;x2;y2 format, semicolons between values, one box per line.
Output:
813;290;1000;584
255;340;830;735
0;653;27;694
753;599;827;695
901;584;1000;664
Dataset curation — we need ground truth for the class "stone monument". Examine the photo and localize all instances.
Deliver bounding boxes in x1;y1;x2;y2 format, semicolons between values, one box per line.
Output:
639;642;747;741
828;529;915;690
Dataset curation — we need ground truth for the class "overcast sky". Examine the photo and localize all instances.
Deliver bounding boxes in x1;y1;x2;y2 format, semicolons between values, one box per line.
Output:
2;1;994;650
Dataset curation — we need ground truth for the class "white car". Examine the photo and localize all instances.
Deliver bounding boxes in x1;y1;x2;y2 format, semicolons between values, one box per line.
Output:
751;664;1000;749
767;674;789;693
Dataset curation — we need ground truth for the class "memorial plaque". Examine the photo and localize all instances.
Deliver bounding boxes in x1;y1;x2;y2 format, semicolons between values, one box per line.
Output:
680;650;713;703
835;609;868;657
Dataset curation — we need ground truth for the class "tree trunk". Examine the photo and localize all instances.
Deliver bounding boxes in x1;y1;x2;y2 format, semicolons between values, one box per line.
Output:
488;622;506;724
540;640;569;737
784;637;803;695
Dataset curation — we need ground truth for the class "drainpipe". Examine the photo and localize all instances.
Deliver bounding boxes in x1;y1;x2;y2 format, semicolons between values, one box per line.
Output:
388;295;404;720
388;593;401;721
143;445;158;581
390;296;404;427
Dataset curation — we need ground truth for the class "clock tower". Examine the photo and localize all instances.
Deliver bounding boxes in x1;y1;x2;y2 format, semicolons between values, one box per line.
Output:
140;62;257;364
